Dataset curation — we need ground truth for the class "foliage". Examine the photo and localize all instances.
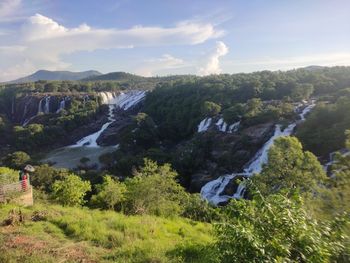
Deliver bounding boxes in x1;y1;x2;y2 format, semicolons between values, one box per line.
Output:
90;175;126;210
123;159;186;217
0;167;19;185
251;136;327;196
31;164;70;192
52;175;91;206
181;193;223;222
215;194;349;263
1;151;31;170
202;101;222;117
297;96;350;156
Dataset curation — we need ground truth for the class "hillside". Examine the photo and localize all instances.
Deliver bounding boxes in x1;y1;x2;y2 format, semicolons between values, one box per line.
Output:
0;203;213;263
82;72;146;82
9;70;102;83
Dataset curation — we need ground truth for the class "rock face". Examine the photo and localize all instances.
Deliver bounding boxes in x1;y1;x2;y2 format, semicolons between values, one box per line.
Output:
97;101;144;146
96;110;133;146
187;122;275;192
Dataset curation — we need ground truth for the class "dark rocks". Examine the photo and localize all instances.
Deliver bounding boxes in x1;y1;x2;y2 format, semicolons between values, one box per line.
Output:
97;115;133;146
189;172;217;193
186;122;275;192
221;175;247;196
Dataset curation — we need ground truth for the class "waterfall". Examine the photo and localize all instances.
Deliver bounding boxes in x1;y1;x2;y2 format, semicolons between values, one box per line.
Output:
56;97;67;113
228;121;240;133
299;99;315;121
216;118;228;132
38;97;45;114
198;118;240;133
44;96;51;114
21;97;33;125
72;91;146;147
198;118;212;132
201;101;316;205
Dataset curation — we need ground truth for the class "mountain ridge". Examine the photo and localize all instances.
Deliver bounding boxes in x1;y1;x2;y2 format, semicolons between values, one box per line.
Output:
8;70;102;83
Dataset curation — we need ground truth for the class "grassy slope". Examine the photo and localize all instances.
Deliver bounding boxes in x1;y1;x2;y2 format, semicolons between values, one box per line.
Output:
0;203;214;263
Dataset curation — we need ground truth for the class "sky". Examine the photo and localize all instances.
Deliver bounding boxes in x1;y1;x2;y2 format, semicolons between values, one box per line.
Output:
0;0;349;81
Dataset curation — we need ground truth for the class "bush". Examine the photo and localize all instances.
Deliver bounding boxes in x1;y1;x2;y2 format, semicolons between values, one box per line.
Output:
0;167;19;185
90;175;126;210
123;159;186;217
31;164;70;192
215;194;349;263
181;193;222;222
52;175;91;206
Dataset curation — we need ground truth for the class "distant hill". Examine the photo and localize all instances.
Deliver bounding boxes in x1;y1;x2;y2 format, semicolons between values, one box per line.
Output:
9;70;102;83
82;71;146;82
302;65;325;71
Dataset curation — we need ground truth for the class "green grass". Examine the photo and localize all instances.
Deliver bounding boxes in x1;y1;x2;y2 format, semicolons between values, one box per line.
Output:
0;203;215;263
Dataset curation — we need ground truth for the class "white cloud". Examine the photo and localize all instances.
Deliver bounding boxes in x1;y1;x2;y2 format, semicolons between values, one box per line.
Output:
135;54;185;77
199;41;228;75
0;13;222;81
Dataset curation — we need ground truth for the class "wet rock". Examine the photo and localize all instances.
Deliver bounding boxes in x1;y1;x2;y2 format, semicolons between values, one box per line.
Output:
221;175;247;196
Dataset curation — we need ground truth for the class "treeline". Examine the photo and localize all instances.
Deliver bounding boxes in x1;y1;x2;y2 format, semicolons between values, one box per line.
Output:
143;67;350;142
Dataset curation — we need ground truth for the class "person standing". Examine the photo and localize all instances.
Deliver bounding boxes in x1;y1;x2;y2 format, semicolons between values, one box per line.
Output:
19;165;35;191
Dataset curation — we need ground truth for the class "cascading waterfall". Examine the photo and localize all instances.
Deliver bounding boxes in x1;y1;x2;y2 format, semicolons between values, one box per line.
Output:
201;101;316;205
216;118;227;132
38;97;45;114
22;97;33;126
197;117;240;133
228;121;240;133
198;118;212;132
56;97;68;113
73;91;146;147
44;96;51;114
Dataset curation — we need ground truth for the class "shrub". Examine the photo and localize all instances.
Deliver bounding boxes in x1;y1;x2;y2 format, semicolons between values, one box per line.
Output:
215;194;349;263
123;159;186;217
0;167;19;185
52;175;91;206
90;175;126;210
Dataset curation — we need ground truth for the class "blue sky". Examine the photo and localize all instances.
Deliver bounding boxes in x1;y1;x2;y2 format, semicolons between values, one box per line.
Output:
0;0;349;81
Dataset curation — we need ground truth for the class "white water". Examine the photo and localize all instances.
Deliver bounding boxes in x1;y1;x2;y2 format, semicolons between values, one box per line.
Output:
216;118;227;132
197;118;240;133
198;118;212;132
56;97;67;113
44;96;51;114
44;90;146;169
73;91;146;147
38;97;45;114
201;101;316;205
228;121;240;133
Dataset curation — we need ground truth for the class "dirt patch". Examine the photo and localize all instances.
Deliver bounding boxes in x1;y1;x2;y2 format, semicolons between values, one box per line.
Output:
0;231;99;263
